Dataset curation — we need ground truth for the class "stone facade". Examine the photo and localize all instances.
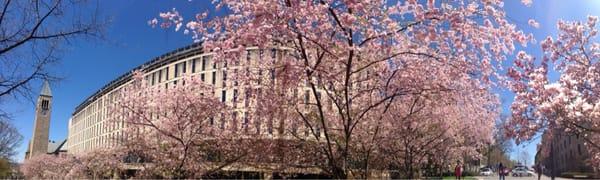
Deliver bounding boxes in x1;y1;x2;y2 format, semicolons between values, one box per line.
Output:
536;130;598;178
26;81;52;159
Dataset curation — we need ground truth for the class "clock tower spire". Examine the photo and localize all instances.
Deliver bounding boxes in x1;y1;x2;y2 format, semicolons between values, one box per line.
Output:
27;80;52;159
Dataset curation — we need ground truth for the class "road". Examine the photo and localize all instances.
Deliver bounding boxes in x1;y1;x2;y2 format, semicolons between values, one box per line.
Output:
474;175;573;180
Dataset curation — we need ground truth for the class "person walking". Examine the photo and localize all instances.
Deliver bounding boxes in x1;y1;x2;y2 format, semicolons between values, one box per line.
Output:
535;164;543;180
455;160;463;179
498;163;506;180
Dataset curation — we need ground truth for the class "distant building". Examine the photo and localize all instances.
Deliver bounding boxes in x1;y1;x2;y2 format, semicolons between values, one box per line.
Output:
536;130;598;178
47;139;68;156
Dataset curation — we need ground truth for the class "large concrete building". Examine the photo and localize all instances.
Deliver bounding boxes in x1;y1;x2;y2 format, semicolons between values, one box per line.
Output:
56;43;395;178
63;43;336;178
66;43;291;154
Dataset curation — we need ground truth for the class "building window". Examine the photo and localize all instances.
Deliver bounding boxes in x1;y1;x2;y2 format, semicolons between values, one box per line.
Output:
256;119;261;135
202;57;207;71
293;89;298;99
233;89;238;103
175;64;180;78
165;66;170;80
175;62;186;77
232;112;238;130
212;72;216;85
192;59;197;73
271;48;276;59
258;70;263;85
270;68;275;83
41;100;49;110
222;70;227;87
304;90;310;104
158;70;163;83
243;113;249;132
200;73;205;82
245;90;250;107
221;90;226;102
151;73;156;85
268;121;273;135
246;50;251;62
245;68;250;85
165;66;169;81
220;113;225;129
233;69;239;86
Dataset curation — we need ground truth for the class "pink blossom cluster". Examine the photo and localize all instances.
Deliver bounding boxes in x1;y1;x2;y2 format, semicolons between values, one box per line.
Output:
144;0;534;178
508;16;600;169
21;149;124;179
521;0;533;7
377;74;498;177
111;72;237;178
528;19;540;29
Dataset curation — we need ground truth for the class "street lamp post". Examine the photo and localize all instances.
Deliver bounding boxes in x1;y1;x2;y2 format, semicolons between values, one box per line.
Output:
550;140;555;180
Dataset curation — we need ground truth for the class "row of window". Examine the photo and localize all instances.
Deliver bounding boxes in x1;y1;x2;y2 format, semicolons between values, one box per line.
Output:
148;48;280;86
69;48;287;152
69;118;124;147
202;110;326;137
70;130;125;153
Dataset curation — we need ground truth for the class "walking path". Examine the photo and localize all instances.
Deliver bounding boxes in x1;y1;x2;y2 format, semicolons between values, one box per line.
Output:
474;175;572;180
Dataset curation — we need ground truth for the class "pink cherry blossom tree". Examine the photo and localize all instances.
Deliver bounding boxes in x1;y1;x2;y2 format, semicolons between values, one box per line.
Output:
21;150;125;179
149;0;532;178
21;154;80;179
507;16;600;169
111;72;255;178
152;0;532;178
377;68;498;178
72;149;125;179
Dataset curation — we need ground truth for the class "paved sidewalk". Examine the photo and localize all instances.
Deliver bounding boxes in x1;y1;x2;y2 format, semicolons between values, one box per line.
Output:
474;175;572;180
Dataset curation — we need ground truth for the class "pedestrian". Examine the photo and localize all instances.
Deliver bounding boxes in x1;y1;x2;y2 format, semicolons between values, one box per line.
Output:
455;160;463;180
535;164;543;180
498;163;505;180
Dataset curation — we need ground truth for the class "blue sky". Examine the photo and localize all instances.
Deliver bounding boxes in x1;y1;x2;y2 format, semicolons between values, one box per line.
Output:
3;0;600;165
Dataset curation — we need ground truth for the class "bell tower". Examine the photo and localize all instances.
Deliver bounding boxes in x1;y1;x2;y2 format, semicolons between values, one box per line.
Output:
28;80;52;159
